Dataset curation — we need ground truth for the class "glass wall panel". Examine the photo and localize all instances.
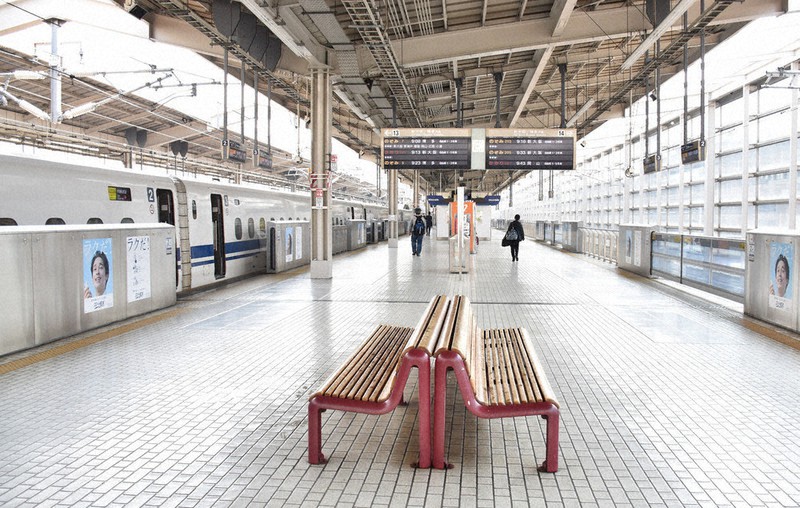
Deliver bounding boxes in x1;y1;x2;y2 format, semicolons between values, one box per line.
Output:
758;172;789;201
757;111;791;144
719;204;742;229
719;124;743;153
757;203;789;228
719;179;742;202
719;100;742;128
718;152;742;178
757;140;790;171
690;183;705;204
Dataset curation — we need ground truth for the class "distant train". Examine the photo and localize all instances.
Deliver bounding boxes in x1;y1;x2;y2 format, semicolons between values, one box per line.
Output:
0;153;398;293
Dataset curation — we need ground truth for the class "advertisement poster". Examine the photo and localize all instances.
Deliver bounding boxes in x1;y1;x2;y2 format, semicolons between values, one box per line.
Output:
286;226;294;263
295;226;303;260
127;236;151;303
634;230;642;267
83;238;113;313
625;230;632;264
769;241;793;311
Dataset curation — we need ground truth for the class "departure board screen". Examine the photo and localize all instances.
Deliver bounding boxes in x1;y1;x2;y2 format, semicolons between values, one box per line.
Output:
382;128;471;170
485;128;576;170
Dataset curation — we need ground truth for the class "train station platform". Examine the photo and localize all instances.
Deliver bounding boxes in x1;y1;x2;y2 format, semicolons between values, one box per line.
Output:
2;231;800;507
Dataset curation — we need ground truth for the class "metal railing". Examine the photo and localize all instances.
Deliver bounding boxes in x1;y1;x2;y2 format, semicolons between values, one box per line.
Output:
651;233;746;302
578;227;618;263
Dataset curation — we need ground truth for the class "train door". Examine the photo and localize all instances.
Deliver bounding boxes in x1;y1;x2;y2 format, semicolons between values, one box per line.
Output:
156;189;177;285
210;194;226;278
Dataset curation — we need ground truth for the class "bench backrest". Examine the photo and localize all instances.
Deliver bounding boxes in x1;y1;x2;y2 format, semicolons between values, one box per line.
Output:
404;294;451;356
434;295;478;369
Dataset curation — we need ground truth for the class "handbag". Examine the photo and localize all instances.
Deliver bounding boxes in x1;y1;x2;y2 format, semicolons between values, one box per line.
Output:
504;228;519;242
501;237;510;247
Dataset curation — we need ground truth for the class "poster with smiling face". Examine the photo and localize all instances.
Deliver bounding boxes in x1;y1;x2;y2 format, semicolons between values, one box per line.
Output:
769;241;793;311
83;238;114;313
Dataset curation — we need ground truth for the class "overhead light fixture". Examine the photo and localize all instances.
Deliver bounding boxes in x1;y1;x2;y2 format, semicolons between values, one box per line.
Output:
0;70;47;80
621;0;697;71
649;92;658;101
566;98;595;127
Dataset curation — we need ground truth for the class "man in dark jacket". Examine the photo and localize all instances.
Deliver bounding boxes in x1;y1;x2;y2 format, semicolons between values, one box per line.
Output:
507;214;525;262
411;208;426;256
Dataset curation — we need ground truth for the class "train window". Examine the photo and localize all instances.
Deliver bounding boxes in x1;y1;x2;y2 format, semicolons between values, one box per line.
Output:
191;200;197;220
248;218;255;238
270;217;275;221
234;199;241;206
87;218;103;224
45;218;65;225
121;218;134;224
259;218;266;233
234;218;242;240
0;218;17;226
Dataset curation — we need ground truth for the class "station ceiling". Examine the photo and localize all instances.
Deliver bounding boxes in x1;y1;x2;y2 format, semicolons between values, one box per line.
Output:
0;0;788;198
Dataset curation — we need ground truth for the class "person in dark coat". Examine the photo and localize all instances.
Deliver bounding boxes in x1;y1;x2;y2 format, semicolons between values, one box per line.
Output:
507;214;525;262
411;208;426;256
425;212;433;235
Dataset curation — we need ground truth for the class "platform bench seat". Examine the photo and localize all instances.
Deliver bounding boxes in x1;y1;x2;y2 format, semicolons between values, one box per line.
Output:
308;295;450;468
432;295;560;472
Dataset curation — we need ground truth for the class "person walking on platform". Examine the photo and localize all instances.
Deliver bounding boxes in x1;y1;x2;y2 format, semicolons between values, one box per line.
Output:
411;208;426;256
506;214;525;262
425;212;433;236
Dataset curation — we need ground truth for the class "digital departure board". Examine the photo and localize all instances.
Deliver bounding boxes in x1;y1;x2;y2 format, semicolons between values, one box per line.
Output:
382;128;471;170
485;128;576;170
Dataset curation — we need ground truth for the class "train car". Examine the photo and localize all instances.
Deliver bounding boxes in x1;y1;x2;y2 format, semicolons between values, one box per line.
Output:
0;153;388;293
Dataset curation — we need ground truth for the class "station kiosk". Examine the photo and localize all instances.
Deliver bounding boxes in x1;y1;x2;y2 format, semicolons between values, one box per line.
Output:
267;220;311;273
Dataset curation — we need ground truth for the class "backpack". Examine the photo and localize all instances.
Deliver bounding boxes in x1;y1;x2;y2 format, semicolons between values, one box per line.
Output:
504;226;519;242
413;218;426;236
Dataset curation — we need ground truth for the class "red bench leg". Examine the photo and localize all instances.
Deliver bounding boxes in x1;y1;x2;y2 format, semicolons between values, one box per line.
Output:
412;351;431;469
308;398;327;464
539;407;559;472
432;359;450;469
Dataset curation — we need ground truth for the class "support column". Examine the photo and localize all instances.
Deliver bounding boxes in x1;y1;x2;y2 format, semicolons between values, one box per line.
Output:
741;85;751;237
704;99;717;236
413;172;420;210
310;66;333;278
790;61;798;229
388;98;399;248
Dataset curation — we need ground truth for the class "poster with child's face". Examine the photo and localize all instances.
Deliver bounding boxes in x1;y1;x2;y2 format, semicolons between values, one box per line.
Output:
83;238;114;313
769;241;793;311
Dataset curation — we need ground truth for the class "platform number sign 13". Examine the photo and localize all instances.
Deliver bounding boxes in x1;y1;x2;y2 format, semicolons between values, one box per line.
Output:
147;187;155;202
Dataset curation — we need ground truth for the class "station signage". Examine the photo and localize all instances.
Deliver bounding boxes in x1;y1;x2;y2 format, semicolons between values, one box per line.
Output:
485;128;576;170
681;140;705;165
222;139;247;163
253;149;272;170
382;128;471;170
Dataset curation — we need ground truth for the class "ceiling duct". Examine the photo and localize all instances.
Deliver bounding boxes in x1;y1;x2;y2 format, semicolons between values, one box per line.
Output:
262;33;282;72
212;0;239;38
233;12;258;53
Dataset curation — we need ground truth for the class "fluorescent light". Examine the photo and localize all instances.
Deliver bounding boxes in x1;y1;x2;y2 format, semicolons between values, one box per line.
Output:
566;98;595;127
621;0;698;71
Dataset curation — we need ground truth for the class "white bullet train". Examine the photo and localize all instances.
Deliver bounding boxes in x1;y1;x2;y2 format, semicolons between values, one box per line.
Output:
0;153;397;293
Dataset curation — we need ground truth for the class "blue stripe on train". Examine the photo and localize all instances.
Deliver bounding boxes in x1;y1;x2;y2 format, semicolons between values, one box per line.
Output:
190;239;262;259
189;240;264;268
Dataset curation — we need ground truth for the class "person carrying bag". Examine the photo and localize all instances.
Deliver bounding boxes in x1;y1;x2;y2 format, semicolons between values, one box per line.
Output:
502;215;525;261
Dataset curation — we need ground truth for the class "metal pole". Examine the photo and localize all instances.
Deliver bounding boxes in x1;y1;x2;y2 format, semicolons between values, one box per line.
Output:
388;98;398;248
49;20;62;122
494;72;503;128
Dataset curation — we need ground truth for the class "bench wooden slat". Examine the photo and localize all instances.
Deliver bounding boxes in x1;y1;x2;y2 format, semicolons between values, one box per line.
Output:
317;325;412;402
353;326;411;401
500;329;523;404
511;328;544;403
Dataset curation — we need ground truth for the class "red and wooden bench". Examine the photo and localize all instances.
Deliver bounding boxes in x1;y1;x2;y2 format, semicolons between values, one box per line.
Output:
432;295;560;472
308;295;450;468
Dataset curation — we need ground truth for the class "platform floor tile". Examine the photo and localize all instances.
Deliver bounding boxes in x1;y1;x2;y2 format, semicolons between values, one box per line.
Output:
1;232;800;507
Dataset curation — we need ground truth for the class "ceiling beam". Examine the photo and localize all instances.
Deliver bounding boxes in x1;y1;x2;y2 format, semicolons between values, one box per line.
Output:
394;6;650;68
509;47;553;128
550;0;578;37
